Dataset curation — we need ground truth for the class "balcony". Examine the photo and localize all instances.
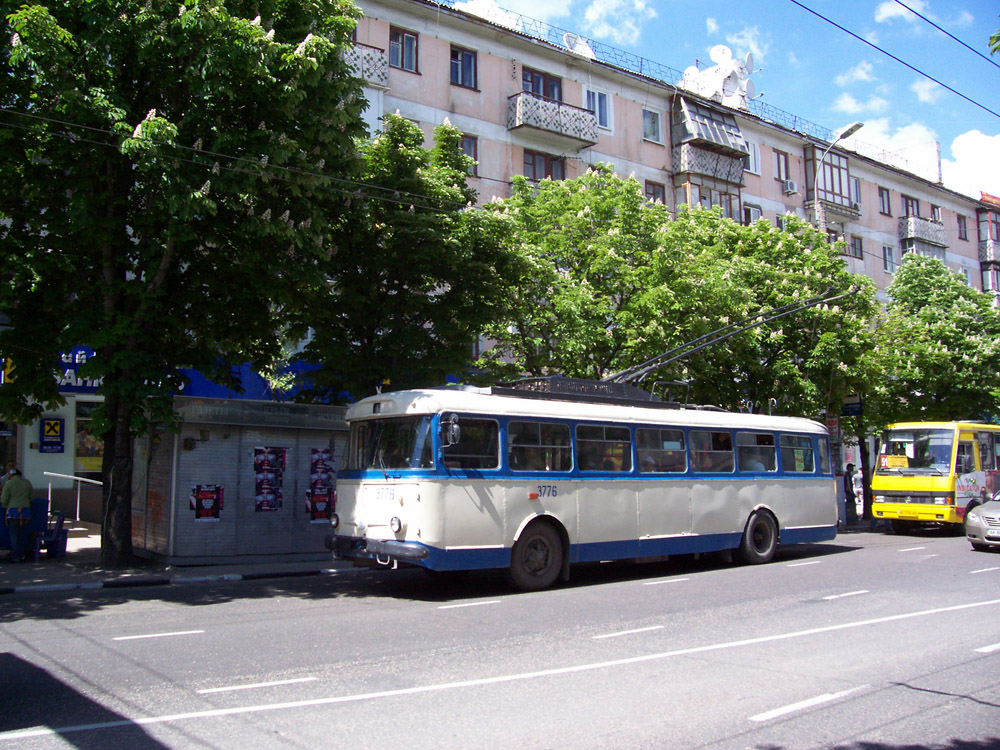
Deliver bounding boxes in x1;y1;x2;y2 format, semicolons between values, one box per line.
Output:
345;42;388;89
898;216;947;247
981;239;1000;264
507;92;598;150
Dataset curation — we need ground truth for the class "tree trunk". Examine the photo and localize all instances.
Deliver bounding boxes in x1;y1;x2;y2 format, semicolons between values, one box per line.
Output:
855;428;873;521
100;392;134;568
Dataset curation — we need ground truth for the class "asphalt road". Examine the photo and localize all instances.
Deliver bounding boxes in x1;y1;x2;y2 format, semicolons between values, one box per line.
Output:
1;529;999;749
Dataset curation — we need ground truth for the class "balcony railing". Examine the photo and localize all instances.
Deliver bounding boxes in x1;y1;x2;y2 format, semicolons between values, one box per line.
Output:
345;42;388;89
507;92;598;149
981;239;1000;264
899;216;947;248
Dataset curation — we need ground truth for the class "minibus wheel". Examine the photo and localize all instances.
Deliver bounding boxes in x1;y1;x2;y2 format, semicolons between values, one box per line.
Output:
508;521;563;591
737;510;778;564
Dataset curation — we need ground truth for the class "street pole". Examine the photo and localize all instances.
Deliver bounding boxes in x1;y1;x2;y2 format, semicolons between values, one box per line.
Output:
814;121;863;236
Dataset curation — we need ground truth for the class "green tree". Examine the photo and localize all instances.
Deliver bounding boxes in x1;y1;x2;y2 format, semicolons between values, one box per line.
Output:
869;254;1000;422
990;27;999;55
294;114;518;401
0;0;367;566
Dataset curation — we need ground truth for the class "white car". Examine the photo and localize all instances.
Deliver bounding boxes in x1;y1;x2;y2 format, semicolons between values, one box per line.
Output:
965;496;1000;551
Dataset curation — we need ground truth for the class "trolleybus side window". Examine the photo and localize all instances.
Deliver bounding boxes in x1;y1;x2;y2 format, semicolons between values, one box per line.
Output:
977;431;997;472
780;434;815;473
441;418;499;470
508;421;572;472
689;430;734;473
636;428;686;473
736;432;776;472
576;424;632;472
818;437;831;474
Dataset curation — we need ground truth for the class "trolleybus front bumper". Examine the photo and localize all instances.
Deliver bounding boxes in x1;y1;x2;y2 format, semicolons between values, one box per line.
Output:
325;533;430;562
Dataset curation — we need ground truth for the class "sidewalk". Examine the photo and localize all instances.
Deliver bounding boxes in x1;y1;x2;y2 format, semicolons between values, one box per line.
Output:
0;521;348;596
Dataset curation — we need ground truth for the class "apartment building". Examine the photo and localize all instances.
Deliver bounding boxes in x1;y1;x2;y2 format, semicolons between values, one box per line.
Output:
349;0;1000;301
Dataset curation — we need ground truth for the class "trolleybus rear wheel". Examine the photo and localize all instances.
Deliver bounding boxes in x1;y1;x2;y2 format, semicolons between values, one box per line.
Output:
737;510;778;564
508;521;563;591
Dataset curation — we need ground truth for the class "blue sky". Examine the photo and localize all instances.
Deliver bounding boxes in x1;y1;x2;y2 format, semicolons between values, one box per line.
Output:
457;0;1000;199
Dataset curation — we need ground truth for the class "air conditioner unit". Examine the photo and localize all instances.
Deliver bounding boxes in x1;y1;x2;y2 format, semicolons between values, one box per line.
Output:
782;180;798;195
851;201;861;212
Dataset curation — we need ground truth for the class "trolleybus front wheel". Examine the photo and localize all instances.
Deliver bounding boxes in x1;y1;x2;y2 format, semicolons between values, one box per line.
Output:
508;521;563;591
737;510;778;564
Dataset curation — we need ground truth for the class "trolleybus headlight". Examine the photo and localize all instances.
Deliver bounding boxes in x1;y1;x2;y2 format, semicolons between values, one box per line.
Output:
390;516;403;534
330;513;340;530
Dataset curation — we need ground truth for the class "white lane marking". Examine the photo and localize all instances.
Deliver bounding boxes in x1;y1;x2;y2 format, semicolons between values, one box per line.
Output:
198;678;318;694
643;577;690;586
971;567;1000;574
112;630;205;642
7;597;1000;742
822;590;870;601
750;686;866;722
437;601;501;610
899;547;926;552
974;642;1000;654
787;561;822;568
592;626;664;640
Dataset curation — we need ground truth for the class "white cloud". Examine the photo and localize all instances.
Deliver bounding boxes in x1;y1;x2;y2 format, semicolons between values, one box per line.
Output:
725;25;769;65
454;0;570;27
874;0;927;23
835;61;876;87
911;78;943;104
833;92;889;115
849;118;942;183
788;51;800;67
951;10;974;27
942;130;1000;198
706;17;719;35
582;0;656;46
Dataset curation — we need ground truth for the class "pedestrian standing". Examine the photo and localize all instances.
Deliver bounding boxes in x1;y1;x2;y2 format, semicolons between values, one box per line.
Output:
2;466;34;563
844;463;859;526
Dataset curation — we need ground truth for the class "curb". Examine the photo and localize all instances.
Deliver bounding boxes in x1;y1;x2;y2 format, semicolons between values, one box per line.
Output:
0;567;337;596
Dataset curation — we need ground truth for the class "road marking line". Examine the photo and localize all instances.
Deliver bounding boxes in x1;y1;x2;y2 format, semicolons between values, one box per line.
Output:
198;678;318;694
971;567;1000;574
899;547;926;552
787;561;822;567
643;577;690;586
749;686;866;722
974;642;1000;654
592;626;664;640
112;630;205;641
8;598;1000;742
822;590;870;601
437;601;501;610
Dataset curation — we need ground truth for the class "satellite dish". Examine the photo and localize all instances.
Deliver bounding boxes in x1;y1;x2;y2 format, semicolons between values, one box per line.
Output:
745;79;758;100
562;32;596;60
709;45;731;64
745;52;754;74
722;74;739;98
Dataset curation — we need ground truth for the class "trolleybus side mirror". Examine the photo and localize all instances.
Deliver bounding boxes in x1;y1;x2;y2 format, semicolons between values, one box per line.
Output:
442;414;460;447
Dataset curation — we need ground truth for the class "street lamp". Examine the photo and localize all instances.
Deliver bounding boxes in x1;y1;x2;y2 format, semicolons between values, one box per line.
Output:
814;121;863;236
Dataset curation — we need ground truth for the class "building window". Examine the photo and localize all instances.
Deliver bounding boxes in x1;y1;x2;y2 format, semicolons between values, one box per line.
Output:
644;180;665;204
902;195;920;217
450;46;476;88
878;186;891;216
523;150;564;181
851;177;861;205
389;27;418;72
980;211;1000;242
743;142;761;175
584;88;611;130
958;214;968;240
522;67;561;101
826;229;839;244
75;401;105;481
774;150;790;182
461;135;478;176
743;203;762;225
847;235;863;259
807;147;852;207
883;244;896;273
931;204;941;223
642;109;662;143
984;267;1000;292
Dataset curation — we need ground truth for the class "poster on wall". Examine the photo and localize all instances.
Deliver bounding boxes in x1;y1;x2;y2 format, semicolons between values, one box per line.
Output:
190;484;224;522
307;448;335;523
254;446;286;512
